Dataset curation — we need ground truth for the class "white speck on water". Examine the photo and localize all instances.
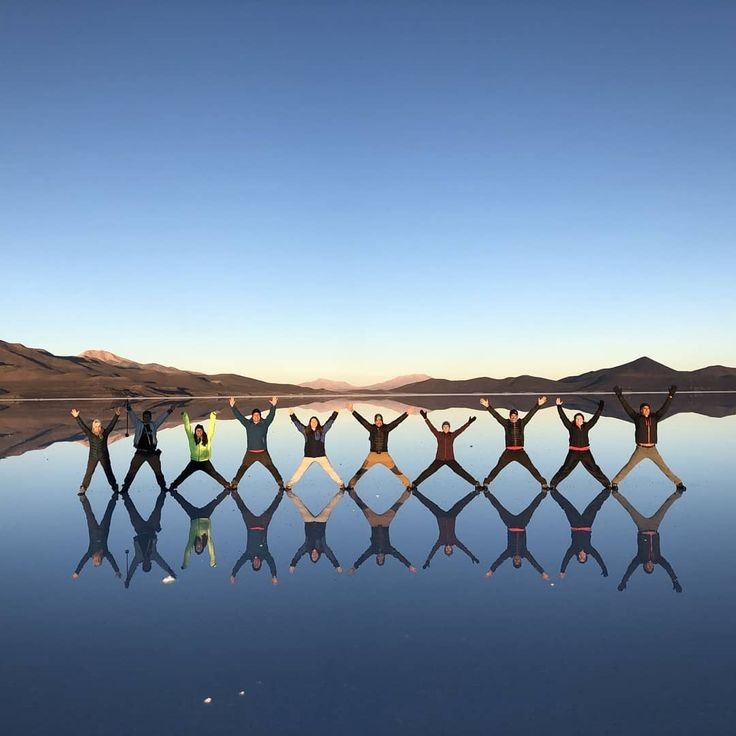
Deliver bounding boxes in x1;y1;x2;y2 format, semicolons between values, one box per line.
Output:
550;583;555;587
203;697;212;704
239;691;245;696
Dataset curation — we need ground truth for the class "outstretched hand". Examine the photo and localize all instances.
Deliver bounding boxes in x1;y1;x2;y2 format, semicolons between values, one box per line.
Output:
229;397;236;408
409;565;417;574
485;570;493;578
668;385;677;397
71;408;80;418
347;567;356;576
542;572;550;580
617;582;626;591
272;577;279;586
538;396;547;406
269;396;278;406
555;398;563;406
229;575;237;585
419;409;428;418
346;403;354;412
480;398;489;408
422;561;430;570
613;385;622;395
335;566;343;574
468;416;476;424
115;407;122;416
289;566;296;574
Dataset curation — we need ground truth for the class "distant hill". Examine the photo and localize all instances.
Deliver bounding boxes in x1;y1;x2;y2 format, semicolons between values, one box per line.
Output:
300;374;432;391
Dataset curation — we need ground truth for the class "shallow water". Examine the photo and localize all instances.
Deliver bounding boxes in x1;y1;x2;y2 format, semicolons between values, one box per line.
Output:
1;399;735;735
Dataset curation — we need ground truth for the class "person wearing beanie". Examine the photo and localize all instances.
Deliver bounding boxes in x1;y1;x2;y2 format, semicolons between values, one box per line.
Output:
168;411;230;491
480;397;549;490
549;399;610;490
71;406;122;494
229;396;284;489
285;411;344;490
412;410;482;489
346;404;412;489
610;385;685;492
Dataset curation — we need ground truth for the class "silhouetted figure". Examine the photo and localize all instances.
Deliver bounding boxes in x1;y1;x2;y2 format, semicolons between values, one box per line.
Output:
412;410;480;488
485;490;549;579
614;489;683;592
347;404;411;489
550;399;610;490
611;385;685;492
72;493;121;579
287;489;344;572
169;411;229;491
229;397;284;489
170;488;230;569
480;397;548;489
286;411;344;489
347;487;415;574
230;489;284;585
71;407;121;493
121;402;174;492
123;490;176;588
551;487;610;577
413;487;480;568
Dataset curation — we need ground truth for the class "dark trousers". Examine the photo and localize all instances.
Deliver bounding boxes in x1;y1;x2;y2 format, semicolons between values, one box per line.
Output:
81;455;118;490
170;460;228;489
232;450;283;487
124;490;167;534
123;451;167;491
484;449;547;486
551;487;609;527
171;488;230;520
487;491;545;529
550;450;610;489
414;459;478;487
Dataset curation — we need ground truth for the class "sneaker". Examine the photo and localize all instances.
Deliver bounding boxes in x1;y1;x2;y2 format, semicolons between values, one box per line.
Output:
676;483;687;494
611;484;619;493
541;484;550;492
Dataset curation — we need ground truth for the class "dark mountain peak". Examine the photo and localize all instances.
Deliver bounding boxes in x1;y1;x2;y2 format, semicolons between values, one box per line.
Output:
613;356;674;372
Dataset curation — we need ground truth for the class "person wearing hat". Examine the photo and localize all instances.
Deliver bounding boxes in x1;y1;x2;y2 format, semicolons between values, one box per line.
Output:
479;397;549;490
229;397;284;490
610;385;685;492
121;402;175;493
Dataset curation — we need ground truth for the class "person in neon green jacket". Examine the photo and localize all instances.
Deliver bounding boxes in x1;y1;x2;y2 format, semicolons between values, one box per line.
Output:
170;488;230;568
169;411;230;491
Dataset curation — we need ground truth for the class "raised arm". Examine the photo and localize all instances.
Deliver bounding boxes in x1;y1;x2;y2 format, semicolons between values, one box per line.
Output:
182;411;193;439
556;404;573;429
104;412;120;435
322;411;339;433
352;410;373;431
520;400;540;426
231;405;249;427
153;406;175;430
262;404;277;427
74;414;93;438
587;400;605;429
385;412;408;431
613;387;638;420
487;405;506;426
207;411;217;441
653;386;676;420
452;416;476;437
421;411;440;437
289;413;307;436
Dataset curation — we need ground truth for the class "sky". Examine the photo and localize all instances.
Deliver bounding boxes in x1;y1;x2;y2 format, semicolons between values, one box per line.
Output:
2;1;735;385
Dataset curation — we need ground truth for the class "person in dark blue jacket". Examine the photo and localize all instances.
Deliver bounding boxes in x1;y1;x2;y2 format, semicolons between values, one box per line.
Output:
285;411;344;489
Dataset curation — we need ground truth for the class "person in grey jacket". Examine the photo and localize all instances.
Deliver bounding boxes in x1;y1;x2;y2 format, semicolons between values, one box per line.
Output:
121;402;175;493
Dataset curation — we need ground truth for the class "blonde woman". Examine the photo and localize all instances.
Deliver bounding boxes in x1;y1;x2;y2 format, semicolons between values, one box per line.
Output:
71;406;122;494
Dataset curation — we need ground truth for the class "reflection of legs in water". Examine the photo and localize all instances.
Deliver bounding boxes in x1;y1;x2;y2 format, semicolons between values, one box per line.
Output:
349;452;410;489
648;492;680;531
579;487;610;526
314;490;344;522
514;492;545;529
412;487;444;517
447;489;480;517
148;490;167;532
199;489;231;519
170;490;201;520
613;491;648;530
123;494;147;531
286;491;318;523
413;460;444;487
551;488;582;527
485;492;517;528
612;446;680;486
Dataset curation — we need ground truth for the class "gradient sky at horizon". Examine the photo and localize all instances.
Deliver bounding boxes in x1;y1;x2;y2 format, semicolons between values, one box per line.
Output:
2;1;734;384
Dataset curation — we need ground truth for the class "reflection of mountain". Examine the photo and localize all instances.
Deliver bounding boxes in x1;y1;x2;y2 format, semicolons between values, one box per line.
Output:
0;341;322;399
300;374;432;391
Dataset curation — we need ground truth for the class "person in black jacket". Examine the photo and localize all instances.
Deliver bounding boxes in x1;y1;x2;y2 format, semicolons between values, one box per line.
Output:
412;410;481;489
347;404;412;489
550;399;610;490
413;487;481;568
480;397;548;489
484;490;549;579
121;402;175;493
287;488;344;572
347;487;415;574
614;489;683;592
551;487;609;578
72;493;121;579
230;488;283;585
611;385;685;492
71;406;122;494
123;490;177;588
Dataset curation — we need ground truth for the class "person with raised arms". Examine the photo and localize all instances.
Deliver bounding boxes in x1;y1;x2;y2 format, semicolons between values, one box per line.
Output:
229;488;284;586
285;410;344;490
287;488;344;573
549;398;610;491
412;410;482;489
229;397;284;490
480;397;549;490
121;401;175;494
168;410;229;491
551;487;610;578
413;487;481;568
71;406;122;494
347;486;415;575
346;404;412;489
611;385;685;492
484;489;549;580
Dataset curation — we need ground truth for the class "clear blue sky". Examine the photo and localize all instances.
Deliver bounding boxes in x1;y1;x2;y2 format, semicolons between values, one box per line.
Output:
2;1;734;384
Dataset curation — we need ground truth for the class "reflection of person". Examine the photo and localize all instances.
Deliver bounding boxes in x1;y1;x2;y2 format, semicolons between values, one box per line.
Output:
412;410;480;488
170;488;230;568
229;397;283;489
347;487;415;574
551;487;609;577
614;489;683;592
230;489;283;585
413;487;480;568
72;493;121;579
611;385;685;492
485;490;549;579
121;403;174;493
347;405;411;489
550;399;610;490
287;489;344;572
123;490;176;588
71;407;121;494
169;411;229;491
480;397;548;489
285;411;344;489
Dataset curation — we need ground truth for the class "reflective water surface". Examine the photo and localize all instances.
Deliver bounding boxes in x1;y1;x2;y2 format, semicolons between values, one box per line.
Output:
1;398;735;735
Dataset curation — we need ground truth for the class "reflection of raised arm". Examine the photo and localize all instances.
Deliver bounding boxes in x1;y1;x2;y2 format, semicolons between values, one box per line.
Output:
323;544;340;569
560;546;575;574
153;552;176;579
589;546;608;576
389;547;413;569
423;542;441;569
352;547;373;571
455;539;480;564
488;550;511;574
290;542;310;568
74;552;91;576
231;551;251;578
617;558;639;590
525;550;546;576
658;556;681;591
485;403;506;426
385;412;408;431
613;387;637;420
